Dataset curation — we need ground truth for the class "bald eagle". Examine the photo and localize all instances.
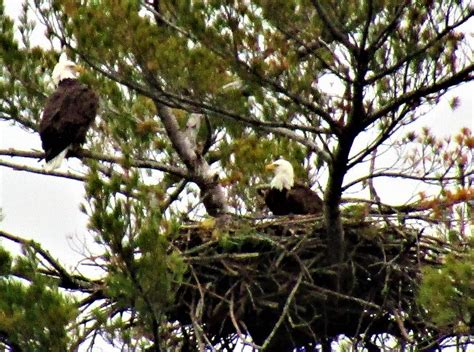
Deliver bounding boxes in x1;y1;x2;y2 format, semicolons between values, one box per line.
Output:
264;159;323;215
39;53;98;170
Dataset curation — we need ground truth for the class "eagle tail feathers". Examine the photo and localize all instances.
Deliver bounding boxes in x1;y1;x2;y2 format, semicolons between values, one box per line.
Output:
44;147;69;171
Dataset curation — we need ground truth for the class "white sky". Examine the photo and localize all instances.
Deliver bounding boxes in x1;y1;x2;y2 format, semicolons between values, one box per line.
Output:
0;0;471;298
0;1;473;350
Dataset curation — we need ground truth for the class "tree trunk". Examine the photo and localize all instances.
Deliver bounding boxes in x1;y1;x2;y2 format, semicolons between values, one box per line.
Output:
154;103;227;216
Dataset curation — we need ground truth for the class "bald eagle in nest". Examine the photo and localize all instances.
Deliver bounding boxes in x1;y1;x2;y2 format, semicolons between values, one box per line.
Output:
39;53;98;170
263;159;323;215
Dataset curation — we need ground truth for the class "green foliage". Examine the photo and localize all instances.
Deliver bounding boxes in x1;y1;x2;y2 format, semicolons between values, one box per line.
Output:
84;164;187;346
0;243;76;351
418;244;474;332
0;0;472;349
0;278;76;351
0;246;11;276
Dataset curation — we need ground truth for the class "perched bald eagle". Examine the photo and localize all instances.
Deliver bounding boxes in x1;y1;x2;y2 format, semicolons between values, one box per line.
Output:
39;53;98;170
264;159;323;215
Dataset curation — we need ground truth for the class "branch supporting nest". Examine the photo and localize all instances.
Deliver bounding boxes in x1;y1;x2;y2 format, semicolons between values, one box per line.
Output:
168;215;461;349
0;216;465;350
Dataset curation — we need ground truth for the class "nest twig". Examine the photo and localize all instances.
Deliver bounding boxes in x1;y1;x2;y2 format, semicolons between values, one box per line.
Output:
166;215;462;350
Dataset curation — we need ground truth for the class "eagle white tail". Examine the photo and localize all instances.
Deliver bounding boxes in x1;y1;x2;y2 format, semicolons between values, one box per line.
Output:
44;147;69;171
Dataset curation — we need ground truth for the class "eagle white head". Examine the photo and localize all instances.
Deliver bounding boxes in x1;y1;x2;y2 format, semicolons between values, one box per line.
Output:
52;53;79;86
265;158;295;191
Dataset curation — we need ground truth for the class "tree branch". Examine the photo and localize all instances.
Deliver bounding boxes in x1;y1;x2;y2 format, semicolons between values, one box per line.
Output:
154;104;197;170
264;127;331;162
0;148;188;177
228;59;340;135
360;0;374;51
0;112;38;132
367;2;409;54
72;41;334;136
0;158;86;182
310;0;357;51
365;12;474;84
348;107;412;169
154;103;228;216
159;179;188;214
260;273;303;351
366;64;474;128
392;309;414;343
343;170;474;192
0;230;99;292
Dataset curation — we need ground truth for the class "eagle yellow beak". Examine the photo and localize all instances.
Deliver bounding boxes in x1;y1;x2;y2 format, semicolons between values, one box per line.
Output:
75;65;86;74
265;162;276;171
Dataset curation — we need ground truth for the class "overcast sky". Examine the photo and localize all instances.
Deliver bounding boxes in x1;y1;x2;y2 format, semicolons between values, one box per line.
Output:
0;2;472;350
1;0;473;270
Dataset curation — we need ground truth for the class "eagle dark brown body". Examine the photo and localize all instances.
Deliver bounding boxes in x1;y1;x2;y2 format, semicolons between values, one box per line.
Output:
40;78;98;162
264;184;323;215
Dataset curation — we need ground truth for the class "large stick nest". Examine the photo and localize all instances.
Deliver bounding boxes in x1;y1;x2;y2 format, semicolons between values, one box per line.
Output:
167;215;455;350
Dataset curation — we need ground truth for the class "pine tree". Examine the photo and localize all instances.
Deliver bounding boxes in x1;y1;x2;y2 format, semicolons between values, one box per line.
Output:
0;0;473;350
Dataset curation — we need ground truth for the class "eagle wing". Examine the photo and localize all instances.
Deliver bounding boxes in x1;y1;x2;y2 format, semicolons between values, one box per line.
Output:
264;185;323;216
264;188;292;215
40;80;98;161
287;184;323;215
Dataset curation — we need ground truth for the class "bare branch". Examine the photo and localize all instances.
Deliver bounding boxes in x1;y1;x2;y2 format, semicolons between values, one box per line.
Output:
360;0;374;51
366;64;474;128
0;230;98;292
229;293;261;350
261;273;303;350
276;24;351;83
393;309;414;343
343;170;474;192
155;103;228;216
228;60;340;134
159;179;188;214
142;2;194;39
0;159;86;182
367;2;410;53
348;107;412;169
309;0;357;51
265;127;331;161
366;12;474;84
0;148;188;177
155;104;197;170
0;113;38;132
